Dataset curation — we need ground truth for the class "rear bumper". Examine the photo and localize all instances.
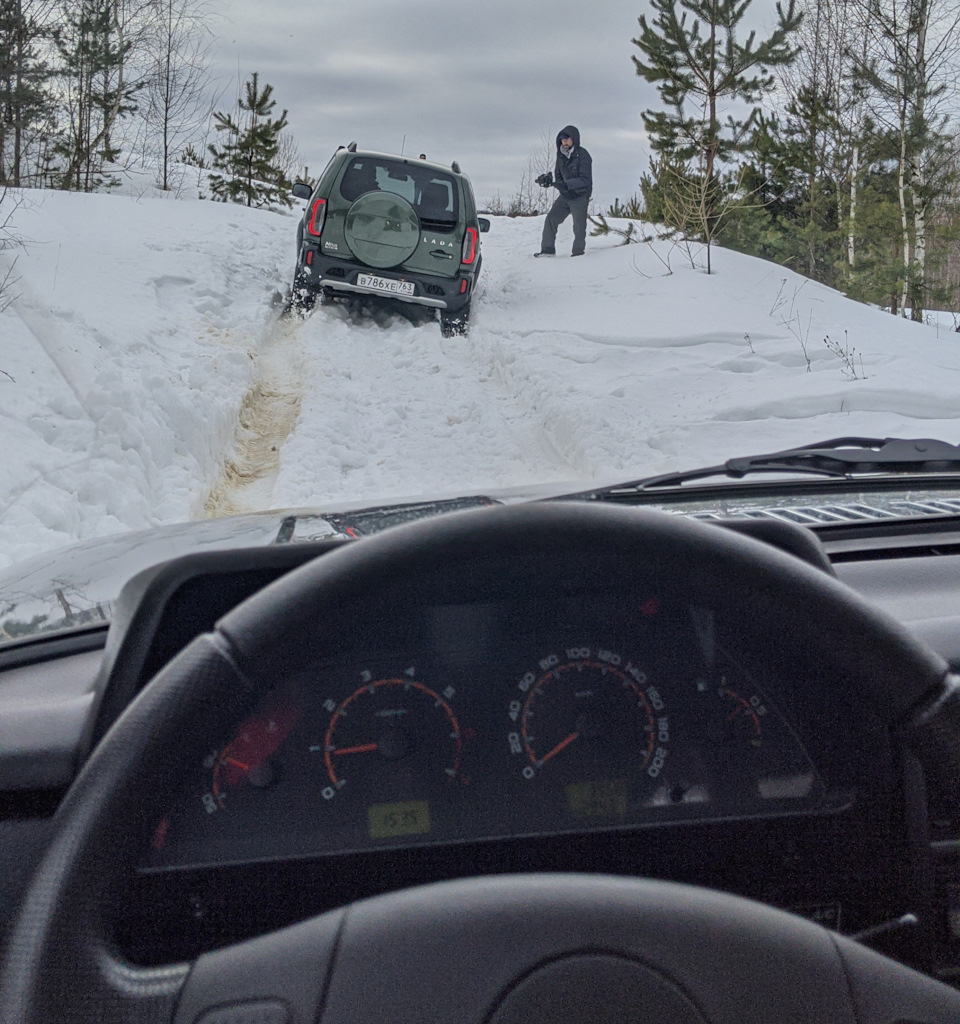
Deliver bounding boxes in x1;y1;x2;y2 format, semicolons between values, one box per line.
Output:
300;248;475;312
326;280;447;308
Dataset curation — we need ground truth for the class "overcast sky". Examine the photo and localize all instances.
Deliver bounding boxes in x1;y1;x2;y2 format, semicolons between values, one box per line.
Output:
207;0;670;210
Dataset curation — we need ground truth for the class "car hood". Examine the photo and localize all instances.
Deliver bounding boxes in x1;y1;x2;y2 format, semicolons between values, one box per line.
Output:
0;486;560;649
4;479;960;650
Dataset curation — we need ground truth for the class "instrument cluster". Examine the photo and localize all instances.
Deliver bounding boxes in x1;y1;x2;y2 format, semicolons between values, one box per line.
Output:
144;590;828;871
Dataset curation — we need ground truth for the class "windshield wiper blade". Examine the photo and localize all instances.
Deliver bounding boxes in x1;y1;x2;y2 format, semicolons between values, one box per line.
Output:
564;436;960;497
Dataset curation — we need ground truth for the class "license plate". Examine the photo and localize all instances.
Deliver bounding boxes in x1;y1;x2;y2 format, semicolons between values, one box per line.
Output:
357;273;415;297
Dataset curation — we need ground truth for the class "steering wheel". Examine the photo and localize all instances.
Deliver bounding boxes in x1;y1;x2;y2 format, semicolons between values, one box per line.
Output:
4;502;960;1023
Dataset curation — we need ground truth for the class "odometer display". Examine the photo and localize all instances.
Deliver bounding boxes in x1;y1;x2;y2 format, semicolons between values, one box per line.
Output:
565;779;629;818
367;799;431;839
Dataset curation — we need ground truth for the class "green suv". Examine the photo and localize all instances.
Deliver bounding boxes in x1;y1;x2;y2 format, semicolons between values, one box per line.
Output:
291;144;489;336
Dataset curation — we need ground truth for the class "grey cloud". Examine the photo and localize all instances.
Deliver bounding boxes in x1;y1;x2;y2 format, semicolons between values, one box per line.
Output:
212;0;658;207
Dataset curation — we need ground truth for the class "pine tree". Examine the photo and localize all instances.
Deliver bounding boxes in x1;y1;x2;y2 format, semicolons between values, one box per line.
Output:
632;0;802;272
52;0;139;191
0;0;55;187
725;97;847;287
640;151;701;229
207;72;292;208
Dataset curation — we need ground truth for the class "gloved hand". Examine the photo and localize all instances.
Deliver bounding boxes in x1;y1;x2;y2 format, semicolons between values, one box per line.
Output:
536;172;554;188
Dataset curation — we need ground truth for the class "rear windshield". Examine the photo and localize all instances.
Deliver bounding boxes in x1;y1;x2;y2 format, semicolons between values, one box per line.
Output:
338;157;459;230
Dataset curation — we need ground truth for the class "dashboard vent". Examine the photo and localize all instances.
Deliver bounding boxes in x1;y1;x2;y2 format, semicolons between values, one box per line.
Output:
828;541;960;562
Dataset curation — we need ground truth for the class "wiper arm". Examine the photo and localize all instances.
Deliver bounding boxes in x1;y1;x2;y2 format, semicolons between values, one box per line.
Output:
564;436;960;497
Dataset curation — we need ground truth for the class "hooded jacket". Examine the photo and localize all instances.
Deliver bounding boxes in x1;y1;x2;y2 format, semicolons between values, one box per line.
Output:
553;125;592;200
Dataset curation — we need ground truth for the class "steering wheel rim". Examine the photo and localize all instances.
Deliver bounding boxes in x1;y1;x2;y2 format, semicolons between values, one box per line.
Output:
4;502;960;1023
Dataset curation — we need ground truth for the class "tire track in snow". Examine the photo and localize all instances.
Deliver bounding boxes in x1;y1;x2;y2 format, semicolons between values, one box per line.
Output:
469;309;623;482
263;303;580;509
465;256;630;483
5;266;98;418
201;316;304;517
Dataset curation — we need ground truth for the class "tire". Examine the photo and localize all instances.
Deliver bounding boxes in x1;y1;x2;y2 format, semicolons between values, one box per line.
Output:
439;301;470;337
290;271;317;312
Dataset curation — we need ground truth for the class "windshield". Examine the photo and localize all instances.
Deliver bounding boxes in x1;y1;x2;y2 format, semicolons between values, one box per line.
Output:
3;0;960;645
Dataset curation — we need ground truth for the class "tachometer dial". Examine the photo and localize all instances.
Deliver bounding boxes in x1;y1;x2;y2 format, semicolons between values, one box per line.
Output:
318;667;462;802
507;647;670;788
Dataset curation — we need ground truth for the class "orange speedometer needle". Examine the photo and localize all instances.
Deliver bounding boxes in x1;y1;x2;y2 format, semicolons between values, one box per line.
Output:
538;731;579;766
224;757;250;771
335;742;378;755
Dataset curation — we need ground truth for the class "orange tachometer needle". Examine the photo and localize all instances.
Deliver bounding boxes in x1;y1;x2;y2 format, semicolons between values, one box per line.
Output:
538;732;579;766
335;742;378;755
225;757;250;771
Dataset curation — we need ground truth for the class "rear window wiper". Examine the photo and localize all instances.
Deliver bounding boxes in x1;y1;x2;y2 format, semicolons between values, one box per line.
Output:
560;436;960;497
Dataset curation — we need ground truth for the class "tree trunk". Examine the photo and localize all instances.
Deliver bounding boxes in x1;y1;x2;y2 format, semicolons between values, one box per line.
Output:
911;173;926;322
847;142;858;268
704;11;717;276
897;107;910;318
909;0;929;323
808;94;817;278
12;0;24;187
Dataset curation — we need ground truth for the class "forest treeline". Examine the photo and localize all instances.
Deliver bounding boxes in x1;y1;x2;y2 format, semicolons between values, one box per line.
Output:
0;0;298;205
5;0;960;317
623;0;960;319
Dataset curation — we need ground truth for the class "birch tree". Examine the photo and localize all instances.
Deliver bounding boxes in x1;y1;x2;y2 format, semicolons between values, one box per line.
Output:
775;0;862;274
852;0;960;319
140;0;214;191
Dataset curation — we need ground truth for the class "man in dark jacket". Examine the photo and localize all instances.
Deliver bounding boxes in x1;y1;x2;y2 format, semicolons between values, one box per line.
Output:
535;125;593;257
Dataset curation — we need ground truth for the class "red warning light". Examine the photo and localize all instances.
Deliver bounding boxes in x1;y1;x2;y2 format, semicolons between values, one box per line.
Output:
640;597;659;617
152;817;170;850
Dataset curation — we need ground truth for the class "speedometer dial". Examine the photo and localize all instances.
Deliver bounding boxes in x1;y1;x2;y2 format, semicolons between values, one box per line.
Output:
507;647;670;816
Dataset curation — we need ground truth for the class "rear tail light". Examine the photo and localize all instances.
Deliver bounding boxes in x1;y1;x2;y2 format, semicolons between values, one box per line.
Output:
307;198;327;236
461;227;478;265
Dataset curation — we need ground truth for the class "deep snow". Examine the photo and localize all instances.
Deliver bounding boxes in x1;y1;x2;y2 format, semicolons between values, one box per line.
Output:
2;186;960;571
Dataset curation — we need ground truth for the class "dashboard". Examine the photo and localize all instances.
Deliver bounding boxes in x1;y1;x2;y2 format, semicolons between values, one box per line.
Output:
6;506;960;980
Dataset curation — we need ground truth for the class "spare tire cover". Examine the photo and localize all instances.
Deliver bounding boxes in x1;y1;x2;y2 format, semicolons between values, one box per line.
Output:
344;192;420;268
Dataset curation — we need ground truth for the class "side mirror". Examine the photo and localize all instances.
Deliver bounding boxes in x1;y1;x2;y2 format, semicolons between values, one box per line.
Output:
478;217;491;233
292;182;312;200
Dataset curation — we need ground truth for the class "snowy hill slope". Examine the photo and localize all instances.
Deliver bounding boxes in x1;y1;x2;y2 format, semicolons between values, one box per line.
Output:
2;189;960;570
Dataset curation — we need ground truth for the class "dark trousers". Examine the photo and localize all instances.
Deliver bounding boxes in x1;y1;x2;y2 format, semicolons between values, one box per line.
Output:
541;194;589;255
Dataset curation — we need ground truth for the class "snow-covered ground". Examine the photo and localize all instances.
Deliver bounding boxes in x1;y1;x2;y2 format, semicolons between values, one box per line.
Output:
3;186;960;572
